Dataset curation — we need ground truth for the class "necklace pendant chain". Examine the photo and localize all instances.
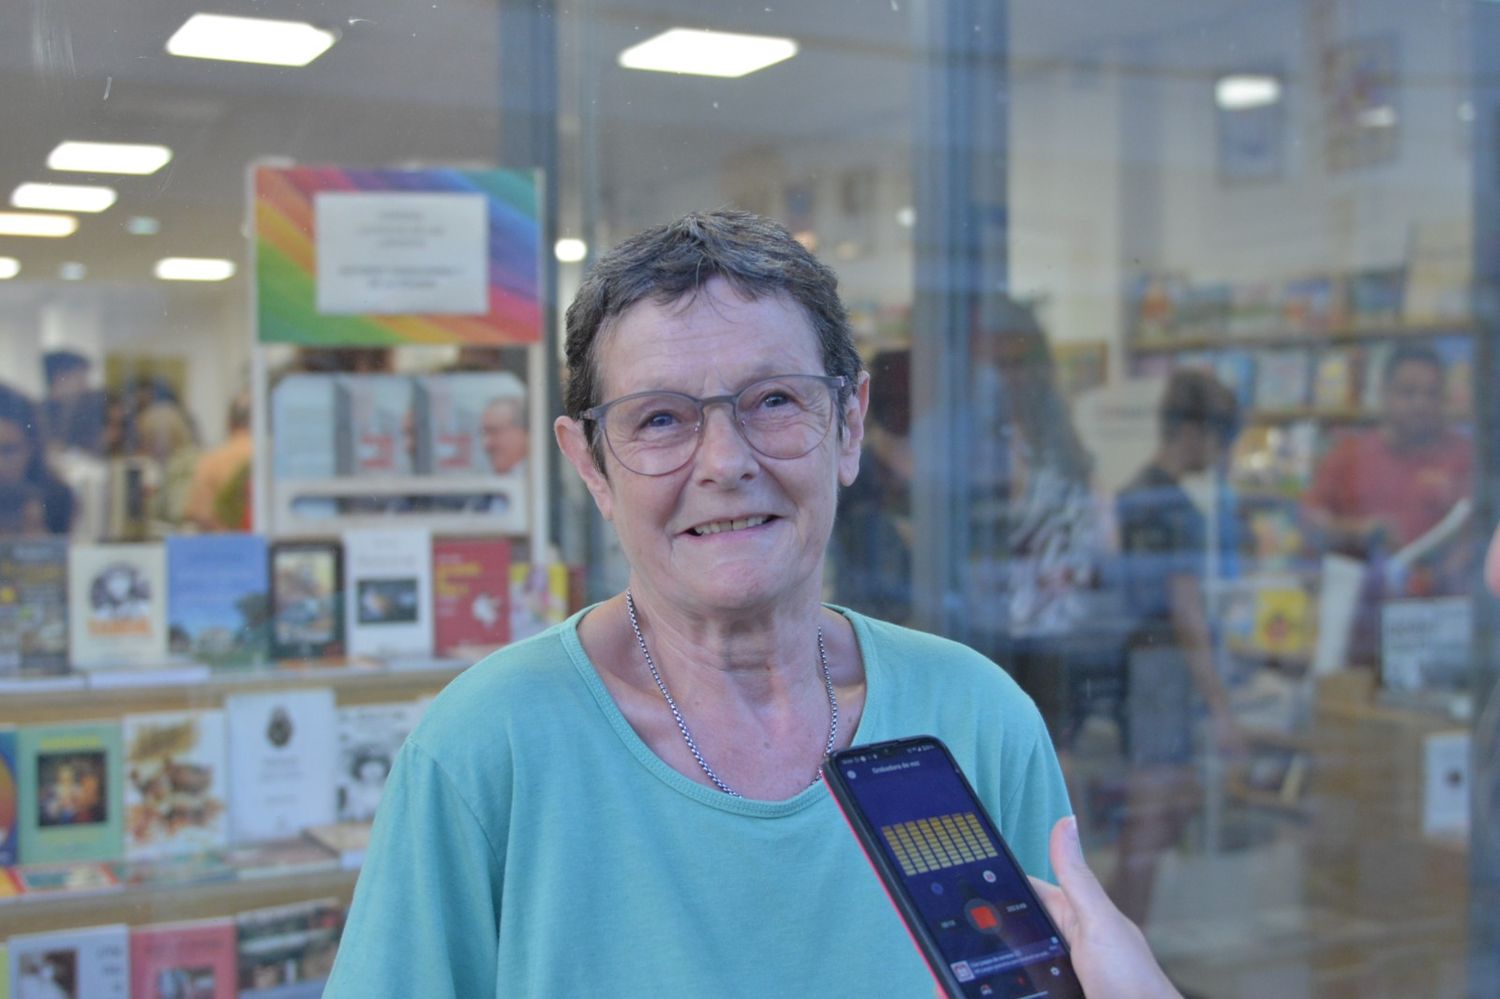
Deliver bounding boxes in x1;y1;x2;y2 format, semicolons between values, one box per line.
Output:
624;590;838;798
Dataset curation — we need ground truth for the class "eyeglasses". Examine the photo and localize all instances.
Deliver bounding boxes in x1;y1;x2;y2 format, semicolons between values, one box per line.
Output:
582;373;847;476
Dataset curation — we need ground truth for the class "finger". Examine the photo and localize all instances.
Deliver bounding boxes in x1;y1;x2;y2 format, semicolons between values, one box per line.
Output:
1048;816;1112;921
1026;874;1071;937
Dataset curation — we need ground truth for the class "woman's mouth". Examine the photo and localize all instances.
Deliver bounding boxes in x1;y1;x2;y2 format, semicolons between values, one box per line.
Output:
689;515;772;537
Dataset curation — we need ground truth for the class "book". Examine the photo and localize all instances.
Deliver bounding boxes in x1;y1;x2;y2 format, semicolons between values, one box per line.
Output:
344;528;434;659
271;375;341;482
122;710;229;860
1381;596;1472;693
1281;274;1343;330
340;375;415;477
334;702;418;823
1422;731;1470;837
67;543;168;670
115;850;234;889
510;562;570;642
1250;584;1311;657
1252;348;1312;411
1346;267;1405;325
0;868;18;901
235;898;344;998
12;860;121;896
433;538;511;658
130;918;237;999
8;923;129;998
303;821;371;870
269;541;345;661
0;539;68;677
1432;334;1474;414
1311;346;1362;411
17;722;124;864
166;535;270;667
225;689;337;843
222;839;339;880
415;371;527;476
0;727;14;866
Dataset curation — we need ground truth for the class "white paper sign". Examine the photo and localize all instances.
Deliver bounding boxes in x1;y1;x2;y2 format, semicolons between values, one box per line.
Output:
1422;730;1470;837
315;192;487;314
1381;597;1471;693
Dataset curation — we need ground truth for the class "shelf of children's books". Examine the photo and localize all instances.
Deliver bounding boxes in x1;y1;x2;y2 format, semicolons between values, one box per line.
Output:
1247;406;1472;425
1129;322;1477;355
0;863;358;937
0;657;468;719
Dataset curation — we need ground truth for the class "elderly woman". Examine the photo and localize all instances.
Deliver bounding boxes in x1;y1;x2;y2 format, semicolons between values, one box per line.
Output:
326;211;1174;998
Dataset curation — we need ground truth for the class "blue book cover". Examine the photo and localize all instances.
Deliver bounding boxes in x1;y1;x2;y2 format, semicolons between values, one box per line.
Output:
0;727;16;865
166;534;271;667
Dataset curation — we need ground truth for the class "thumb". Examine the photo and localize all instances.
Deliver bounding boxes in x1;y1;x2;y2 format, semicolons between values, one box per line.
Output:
1049;816;1111;924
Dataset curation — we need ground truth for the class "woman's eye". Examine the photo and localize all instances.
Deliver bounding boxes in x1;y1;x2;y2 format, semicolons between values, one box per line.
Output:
642;410;680;429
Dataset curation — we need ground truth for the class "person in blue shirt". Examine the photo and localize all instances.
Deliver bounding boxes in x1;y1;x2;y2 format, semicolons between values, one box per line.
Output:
325;210;1177;998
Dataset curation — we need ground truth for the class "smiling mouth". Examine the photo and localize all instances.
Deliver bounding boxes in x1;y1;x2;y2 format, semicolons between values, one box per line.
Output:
689;515;773;537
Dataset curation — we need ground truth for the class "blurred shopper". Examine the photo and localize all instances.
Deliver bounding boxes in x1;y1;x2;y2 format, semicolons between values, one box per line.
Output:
185;392;254;531
0;383;75;536
135;397;200;533
40;349;94;450
1111;369;1247;926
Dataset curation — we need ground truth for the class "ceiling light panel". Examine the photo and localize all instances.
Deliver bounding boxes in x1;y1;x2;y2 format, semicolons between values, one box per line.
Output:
618;28;797;78
48;141;173;175
0;258;19;280
12;182;117;213
154;257;237;282
0;213;78;237
167;14;337;67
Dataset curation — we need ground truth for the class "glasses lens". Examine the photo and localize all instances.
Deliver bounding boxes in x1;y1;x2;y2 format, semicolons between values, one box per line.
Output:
603;392;702;475
737;375;836;459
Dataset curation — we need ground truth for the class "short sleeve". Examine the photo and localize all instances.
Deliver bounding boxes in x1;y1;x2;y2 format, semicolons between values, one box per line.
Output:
324;738;506;999
998;706;1072;884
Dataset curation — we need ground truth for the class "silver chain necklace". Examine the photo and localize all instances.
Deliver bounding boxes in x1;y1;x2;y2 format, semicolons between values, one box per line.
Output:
624;590;838;797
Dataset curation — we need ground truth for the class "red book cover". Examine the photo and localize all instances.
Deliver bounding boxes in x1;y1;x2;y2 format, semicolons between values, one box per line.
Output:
129;917;237;999
432;538;511;657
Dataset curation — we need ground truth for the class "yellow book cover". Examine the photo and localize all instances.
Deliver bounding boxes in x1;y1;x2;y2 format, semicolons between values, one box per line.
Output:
1252;587;1310;656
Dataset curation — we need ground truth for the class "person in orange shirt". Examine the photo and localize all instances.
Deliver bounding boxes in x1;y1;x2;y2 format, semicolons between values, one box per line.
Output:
184;391;253;531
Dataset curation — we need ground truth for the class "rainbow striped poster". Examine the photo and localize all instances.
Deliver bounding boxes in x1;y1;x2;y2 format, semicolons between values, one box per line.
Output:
254;165;542;345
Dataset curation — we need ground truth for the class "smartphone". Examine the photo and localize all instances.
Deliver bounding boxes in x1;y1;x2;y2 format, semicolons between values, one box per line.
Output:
825;736;1084;999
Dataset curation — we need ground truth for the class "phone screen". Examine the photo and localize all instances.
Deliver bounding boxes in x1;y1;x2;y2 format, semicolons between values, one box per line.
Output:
829;738;1081;999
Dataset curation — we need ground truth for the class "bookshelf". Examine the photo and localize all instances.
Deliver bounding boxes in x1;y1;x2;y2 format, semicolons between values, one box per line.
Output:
1129;321;1477;355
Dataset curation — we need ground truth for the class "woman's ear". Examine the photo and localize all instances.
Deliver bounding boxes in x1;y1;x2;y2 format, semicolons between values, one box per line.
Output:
837;371;871;488
554;415;614;521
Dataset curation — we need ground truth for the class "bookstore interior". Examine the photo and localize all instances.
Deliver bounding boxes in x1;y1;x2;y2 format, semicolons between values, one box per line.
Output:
0;0;1496;996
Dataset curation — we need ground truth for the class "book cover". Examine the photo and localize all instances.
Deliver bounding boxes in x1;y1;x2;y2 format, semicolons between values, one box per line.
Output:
1381;597;1471;693
130;918;237;999
510;563;569;642
1347;267;1406;325
1312;347;1361;411
225;689;337;843
222;839;339;881
334;702;419;823
8;923;128;999
1252;349;1312;411
115;850;234;889
1432;334;1474;415
1422;730;1470;837
122;710;229;860
0;539;68;676
303;821;371;870
340;375;415;477
17;722;124;864
166;535;270;667
1250;585;1310;657
344;528;434;658
236;898;344;998
416;371;527;475
12;860;121;896
269;541;344;661
67;543;168;669
432;538;511;658
0;868;18;901
271;375;341;481
0;728;15;866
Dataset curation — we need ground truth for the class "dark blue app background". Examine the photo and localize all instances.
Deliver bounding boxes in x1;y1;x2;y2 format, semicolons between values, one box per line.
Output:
838;741;1074;998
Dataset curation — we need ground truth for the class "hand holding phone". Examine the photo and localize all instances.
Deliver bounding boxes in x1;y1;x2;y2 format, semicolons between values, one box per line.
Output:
825;736;1085;999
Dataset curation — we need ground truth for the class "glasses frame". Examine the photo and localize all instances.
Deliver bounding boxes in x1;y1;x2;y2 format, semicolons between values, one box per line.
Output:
581;373;849;477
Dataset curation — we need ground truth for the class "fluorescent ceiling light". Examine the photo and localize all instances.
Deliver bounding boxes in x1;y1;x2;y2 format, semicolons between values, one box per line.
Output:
59;262;87;281
126;216;160;235
154;257;237;282
167;13;337;67
12;182;117;213
0;213;78;237
1215;74;1281;111
619;28;797;78
554;238;587;263
0;258;19;280
47;141;173;175
1357;105;1398;129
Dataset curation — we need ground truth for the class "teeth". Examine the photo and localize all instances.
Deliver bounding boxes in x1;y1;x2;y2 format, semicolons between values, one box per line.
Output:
691;515;768;536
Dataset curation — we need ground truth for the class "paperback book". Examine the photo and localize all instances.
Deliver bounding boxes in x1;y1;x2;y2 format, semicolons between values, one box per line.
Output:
130;918;237;999
432;537;511;658
236;898;345;998
11;860;121;896
0;538;68;676
334;702;419;823
166;534;270;667
222;839;340;881
344;528;434;658
510;562;570;642
225;689;337;843
0;727;14;866
8;923;128;999
1253;349;1312;411
17;721;124;864
122;709;229;860
67;543;168;669
271;375;341;482
340;375;415;477
269;541;344;661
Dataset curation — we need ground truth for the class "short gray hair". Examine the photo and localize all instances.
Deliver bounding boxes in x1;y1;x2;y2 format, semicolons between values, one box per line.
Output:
563;209;862;469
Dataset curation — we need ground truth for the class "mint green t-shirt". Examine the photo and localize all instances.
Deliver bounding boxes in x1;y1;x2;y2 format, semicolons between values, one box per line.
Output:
325;608;1071;999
